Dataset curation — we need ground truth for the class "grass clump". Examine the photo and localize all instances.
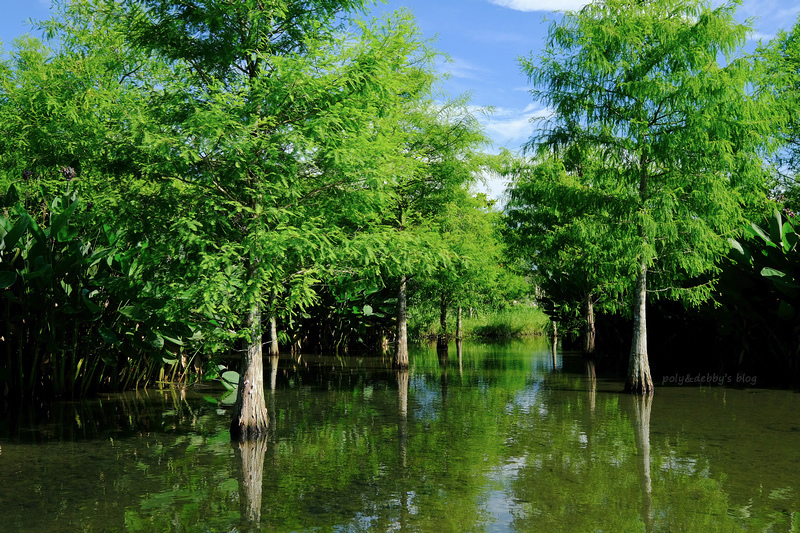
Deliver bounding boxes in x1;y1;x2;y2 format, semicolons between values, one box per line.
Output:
464;306;550;339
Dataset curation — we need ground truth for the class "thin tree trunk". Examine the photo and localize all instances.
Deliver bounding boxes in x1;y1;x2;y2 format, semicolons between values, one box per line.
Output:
269;354;278;392
437;291;448;357
394;275;409;369
439;291;447;341
551;320;558;369
626;262;654;394
231;299;269;440
456;338;463;377
586;358;597;414
583;293;596;357
456;306;463;340
268;291;279;357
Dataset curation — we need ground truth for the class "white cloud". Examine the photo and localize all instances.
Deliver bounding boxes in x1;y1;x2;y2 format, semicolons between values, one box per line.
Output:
440;56;486;80
488;0;591;12
747;32;776;42
479;104;551;148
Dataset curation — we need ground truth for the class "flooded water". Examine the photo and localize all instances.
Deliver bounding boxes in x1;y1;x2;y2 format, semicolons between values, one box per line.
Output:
1;338;799;532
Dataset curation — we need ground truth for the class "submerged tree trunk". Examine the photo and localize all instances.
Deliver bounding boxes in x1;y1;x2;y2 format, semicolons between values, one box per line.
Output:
394;275;409;369
231;300;269;440
397;370;409;468
456;338;463;377
586;358;597;414
626;262;654;394
583;293;596;357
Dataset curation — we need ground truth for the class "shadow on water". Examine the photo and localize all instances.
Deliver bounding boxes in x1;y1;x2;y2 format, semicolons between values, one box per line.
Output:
1;338;799;531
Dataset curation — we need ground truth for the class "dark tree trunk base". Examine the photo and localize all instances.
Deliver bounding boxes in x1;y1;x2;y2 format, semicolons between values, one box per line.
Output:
230;421;269;442
623;381;655;395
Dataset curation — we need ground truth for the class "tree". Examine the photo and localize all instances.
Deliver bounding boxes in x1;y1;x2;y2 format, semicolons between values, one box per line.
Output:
380;97;490;368
504;151;633;357
417;189;527;344
98;0;440;437
519;0;774;392
760;18;800;211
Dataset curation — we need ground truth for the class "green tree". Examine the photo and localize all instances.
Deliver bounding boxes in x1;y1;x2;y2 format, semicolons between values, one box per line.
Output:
504;151;633;356
760;18;800;212
416;189;528;343
79;0;441;437
383;97;490;368
519;0;774;392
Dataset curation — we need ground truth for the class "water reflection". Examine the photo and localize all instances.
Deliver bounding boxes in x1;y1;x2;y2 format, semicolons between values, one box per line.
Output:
630;394;654;533
235;437;268;528
1;340;798;532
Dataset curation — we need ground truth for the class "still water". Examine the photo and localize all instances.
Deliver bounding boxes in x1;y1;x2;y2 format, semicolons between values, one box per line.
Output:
1;338;799;532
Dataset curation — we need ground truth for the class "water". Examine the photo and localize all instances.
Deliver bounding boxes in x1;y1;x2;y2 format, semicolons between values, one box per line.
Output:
1;338;798;532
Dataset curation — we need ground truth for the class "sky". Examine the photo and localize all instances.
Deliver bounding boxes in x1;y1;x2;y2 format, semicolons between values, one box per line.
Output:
1;0;798;198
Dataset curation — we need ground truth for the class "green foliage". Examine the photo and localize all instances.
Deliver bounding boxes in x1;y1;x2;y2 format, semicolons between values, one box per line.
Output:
520;0;774;303
463;305;550;339
504;151;634;336
715;209;800;375
0;180;197;398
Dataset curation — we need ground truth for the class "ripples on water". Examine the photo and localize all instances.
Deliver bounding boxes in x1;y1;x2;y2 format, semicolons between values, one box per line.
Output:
1;338;798;532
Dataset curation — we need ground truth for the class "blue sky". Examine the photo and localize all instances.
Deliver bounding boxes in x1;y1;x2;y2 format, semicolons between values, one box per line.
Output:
1;0;798;197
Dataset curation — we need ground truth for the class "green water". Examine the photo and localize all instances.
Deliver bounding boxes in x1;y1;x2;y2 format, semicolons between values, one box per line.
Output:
1;338;799;532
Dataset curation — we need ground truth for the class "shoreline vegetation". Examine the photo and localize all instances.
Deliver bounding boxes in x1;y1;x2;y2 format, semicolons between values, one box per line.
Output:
410;306;551;341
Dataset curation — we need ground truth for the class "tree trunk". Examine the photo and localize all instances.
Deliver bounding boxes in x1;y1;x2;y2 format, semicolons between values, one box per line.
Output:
268;291;279;357
439;291;447;341
231;300;269;440
269;354;278;392
397;370;409;468
394;275;409;369
551;320;558;369
586;358;597;414
456;338;463;377
583;293;596;357
456;306;463;340
437;291;448;356
626;262;654;394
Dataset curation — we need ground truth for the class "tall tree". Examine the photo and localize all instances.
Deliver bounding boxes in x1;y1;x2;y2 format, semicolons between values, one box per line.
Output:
384;98;490;368
504;151;633;357
519;0;774;392
760;16;800;213
110;0;437;437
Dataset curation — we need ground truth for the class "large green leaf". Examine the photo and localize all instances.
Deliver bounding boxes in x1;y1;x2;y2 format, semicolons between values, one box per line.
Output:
768;209;783;246
1;214;30;251
0;271;17;289
98;326;121;345
761;267;800;295
144;328;165;349
220;370;240;390
49;198;79;241
81;289;103;315
3;184;19;208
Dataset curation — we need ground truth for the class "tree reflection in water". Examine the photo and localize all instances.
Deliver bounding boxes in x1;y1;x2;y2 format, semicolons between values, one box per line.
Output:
630;394;654;533
235;437;268;529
